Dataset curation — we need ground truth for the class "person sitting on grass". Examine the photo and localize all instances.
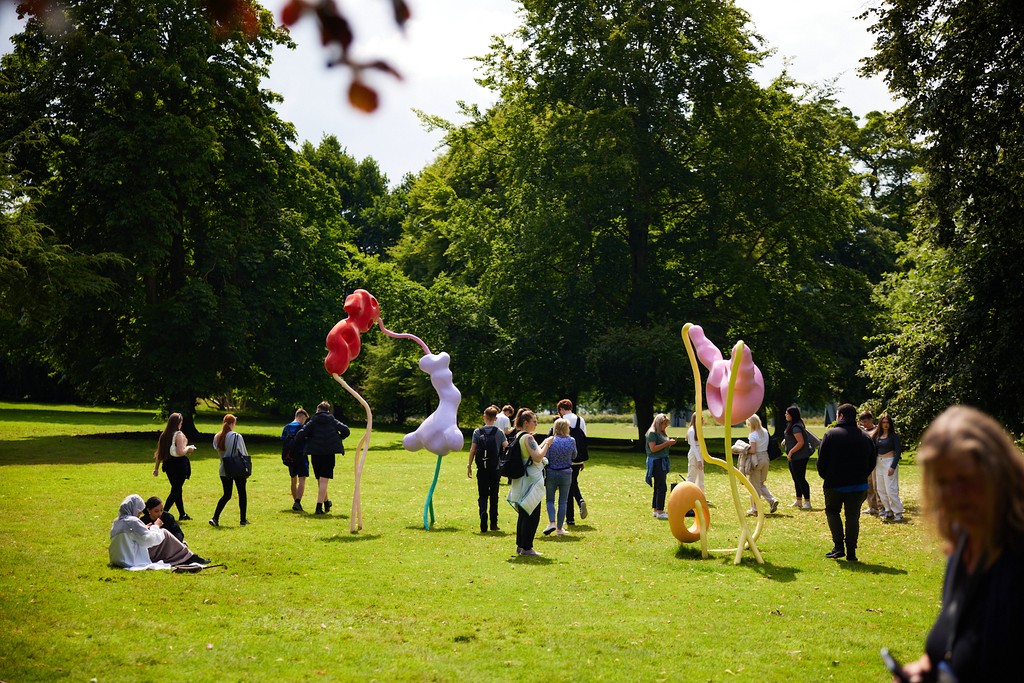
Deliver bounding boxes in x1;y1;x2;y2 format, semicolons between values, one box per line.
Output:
109;494;208;570
139;496;185;544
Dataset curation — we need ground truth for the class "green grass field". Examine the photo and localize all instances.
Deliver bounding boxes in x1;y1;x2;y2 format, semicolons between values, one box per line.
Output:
0;403;943;681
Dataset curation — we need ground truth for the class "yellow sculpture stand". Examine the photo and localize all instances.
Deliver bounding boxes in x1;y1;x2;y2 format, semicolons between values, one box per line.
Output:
673;323;766;564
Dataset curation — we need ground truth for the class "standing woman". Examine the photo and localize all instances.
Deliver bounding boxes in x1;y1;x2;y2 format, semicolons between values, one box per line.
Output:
784;405;813;509
685;413;705;494
153;413;197;521
507;409;552;556
873;413;905;522
745;414;779;515
646;413;677;520
210;414;250;527
542;418;576;536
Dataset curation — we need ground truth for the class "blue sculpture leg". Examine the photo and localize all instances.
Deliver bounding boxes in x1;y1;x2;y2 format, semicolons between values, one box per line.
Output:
424;455;442;530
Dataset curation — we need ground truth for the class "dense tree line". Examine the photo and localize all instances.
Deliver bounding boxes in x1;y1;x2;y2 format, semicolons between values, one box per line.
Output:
860;0;1024;437
8;0;1012;442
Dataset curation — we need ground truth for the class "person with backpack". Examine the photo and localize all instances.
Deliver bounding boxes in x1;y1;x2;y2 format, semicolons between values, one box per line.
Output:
209;414;251;527
556;399;590;525
784;405;814;510
506;409;554;556
281;408;309;512
293;401;350;516
467;405;507;533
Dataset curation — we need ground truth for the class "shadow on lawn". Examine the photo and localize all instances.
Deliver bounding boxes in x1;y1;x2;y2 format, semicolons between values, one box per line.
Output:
321;533;382;543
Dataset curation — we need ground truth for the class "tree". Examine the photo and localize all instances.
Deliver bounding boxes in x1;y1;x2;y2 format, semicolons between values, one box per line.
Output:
0;0;353;433
300;136;406;257
396;1;874;440
862;0;1024;435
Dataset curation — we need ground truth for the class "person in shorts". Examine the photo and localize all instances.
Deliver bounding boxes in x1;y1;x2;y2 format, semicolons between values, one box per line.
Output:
294;402;350;515
282;408;309;511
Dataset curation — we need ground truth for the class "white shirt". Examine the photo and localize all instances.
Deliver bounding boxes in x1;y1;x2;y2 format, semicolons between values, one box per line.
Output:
687;426;701;457
562;411;586;435
748;428;769;455
494;413;511;433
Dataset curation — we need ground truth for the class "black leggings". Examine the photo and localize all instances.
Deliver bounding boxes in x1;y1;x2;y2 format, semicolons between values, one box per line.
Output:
516;504;541;551
164;457;191;517
213;476;247;523
789;457;811;499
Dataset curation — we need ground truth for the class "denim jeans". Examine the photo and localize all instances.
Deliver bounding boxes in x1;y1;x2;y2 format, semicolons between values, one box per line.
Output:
545;468;572;528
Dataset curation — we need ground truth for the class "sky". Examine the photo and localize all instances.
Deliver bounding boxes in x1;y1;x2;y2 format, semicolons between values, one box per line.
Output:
2;1;898;184
269;0;900;182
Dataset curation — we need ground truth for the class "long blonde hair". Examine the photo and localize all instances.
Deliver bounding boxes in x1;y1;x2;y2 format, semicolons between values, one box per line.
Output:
918;405;1024;549
214;414;237;451
647;413;669;437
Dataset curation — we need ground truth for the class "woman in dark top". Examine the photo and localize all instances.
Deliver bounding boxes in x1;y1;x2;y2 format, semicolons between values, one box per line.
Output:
872;413;905;522
897;405;1024;682
783;405;812;510
140;496;184;543
152;413;197;520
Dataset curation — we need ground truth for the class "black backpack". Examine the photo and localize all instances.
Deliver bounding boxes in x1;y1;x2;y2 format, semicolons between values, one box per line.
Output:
281;422;302;466
767;436;782;461
569;415;589;462
498;432;527;479
476;425;502;472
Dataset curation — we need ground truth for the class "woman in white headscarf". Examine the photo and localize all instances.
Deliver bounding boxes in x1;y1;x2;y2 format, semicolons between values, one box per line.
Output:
109;495;207;569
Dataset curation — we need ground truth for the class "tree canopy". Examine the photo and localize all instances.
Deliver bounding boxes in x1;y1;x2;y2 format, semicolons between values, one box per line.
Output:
861;0;1024;436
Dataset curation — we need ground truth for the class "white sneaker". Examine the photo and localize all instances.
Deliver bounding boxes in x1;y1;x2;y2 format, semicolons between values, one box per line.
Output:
556;528;569;535
656;512;669;520
802;502;812;510
791;501;802;508
579;500;588;519
746;509;757;516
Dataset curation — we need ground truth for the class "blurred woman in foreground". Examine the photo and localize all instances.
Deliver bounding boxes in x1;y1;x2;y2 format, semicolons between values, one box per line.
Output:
898;405;1024;682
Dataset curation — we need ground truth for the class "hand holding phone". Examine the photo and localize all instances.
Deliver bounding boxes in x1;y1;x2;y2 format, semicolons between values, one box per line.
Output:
881;648;910;683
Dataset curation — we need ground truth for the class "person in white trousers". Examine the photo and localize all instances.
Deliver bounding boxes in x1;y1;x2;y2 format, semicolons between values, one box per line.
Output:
744;414;779;515
685;413;705;493
872;413;904;522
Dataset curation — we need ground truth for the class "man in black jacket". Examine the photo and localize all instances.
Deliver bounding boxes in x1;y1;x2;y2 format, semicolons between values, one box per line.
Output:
816;403;876;562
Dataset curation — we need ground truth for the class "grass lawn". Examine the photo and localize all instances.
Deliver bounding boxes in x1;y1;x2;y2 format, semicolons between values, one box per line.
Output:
0;403;944;682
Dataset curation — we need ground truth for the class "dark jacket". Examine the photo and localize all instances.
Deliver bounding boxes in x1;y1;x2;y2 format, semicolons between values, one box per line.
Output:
294;411;350;456
140;511;184;544
816;420;876;489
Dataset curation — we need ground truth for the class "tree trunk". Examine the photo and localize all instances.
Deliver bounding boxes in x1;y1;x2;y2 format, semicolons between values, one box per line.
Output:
634;393;655;450
170;391;200;441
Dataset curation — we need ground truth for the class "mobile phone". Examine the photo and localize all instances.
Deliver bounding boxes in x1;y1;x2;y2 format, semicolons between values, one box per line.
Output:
881;648;910;683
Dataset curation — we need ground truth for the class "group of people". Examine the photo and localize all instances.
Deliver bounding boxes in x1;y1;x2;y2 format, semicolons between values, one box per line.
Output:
644;411;778;520
467;400;590;556
114;401;350;570
127;394;1024;680
279;402;351;515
